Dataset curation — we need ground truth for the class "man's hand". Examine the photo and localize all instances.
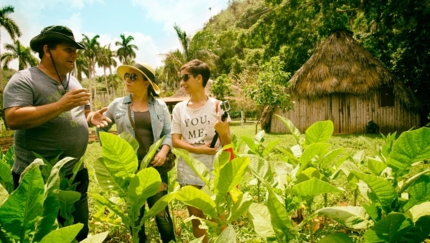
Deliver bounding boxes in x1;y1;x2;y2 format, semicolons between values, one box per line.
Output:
59;88;91;111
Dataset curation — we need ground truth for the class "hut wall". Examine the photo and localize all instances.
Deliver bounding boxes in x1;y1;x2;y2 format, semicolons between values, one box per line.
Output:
272;93;420;134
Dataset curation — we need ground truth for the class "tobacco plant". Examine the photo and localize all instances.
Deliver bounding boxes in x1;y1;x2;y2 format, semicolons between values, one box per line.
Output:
141;144;251;242
245;116;348;242
0;152;107;243
90;132;162;243
304;127;430;242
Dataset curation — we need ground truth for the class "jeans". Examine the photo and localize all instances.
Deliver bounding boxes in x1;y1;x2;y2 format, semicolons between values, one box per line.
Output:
13;168;89;241
138;172;175;243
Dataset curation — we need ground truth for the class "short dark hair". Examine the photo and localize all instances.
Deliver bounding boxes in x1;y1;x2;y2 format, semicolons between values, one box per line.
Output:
180;59;210;87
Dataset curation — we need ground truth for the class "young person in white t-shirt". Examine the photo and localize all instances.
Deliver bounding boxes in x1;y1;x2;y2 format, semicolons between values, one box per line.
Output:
171;59;231;242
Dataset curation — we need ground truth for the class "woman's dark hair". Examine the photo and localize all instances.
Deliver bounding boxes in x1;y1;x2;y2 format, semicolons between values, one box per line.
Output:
143;74;159;97
180;59;210;87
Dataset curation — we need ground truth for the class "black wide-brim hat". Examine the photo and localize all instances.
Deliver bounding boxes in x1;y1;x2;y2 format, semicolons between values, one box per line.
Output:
30;25;85;51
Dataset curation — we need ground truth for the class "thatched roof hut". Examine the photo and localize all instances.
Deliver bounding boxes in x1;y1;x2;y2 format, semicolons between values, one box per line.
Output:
271;30;420;134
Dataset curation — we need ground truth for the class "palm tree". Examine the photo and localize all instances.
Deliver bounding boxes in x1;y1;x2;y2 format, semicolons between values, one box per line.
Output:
74;50;89;82
1;40;38;70
81;34;100;106
0;5;21;91
115;33;138;65
97;44;117;97
161;24;218;91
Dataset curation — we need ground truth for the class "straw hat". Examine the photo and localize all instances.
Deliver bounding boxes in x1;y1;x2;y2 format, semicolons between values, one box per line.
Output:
30;25;85;51
117;63;160;95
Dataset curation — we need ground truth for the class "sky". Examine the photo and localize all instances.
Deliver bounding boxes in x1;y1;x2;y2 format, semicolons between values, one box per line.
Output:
1;0;229;74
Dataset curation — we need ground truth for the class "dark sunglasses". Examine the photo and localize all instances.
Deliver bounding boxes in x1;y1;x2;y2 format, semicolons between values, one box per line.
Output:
124;73;138;81
180;73;195;82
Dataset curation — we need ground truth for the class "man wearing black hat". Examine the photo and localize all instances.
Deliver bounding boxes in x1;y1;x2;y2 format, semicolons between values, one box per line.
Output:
2;25;111;241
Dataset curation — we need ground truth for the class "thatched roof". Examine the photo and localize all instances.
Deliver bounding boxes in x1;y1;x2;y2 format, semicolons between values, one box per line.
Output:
288;31;419;108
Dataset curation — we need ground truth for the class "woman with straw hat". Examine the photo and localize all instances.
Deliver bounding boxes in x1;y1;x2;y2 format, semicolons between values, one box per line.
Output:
98;62;175;243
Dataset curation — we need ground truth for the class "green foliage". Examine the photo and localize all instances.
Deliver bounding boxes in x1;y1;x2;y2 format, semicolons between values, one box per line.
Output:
211;74;233;100
245;56;293;112
91;132;162;243
0;155;107;243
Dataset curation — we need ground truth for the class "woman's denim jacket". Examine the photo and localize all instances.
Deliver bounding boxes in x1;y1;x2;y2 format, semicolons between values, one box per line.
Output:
97;94;172;148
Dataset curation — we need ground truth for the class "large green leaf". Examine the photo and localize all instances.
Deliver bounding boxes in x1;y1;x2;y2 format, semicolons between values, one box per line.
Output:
34;157;73;242
305;120;334;146
399;169;430;194
99;132;138;178
173;148;210;185
297;143;331;175
317;232;354;243
406;202;430;222
401;174;430;212
0;160;13;193
248;155;274;185
262;139;280;157
292;177;341;200
319;148;345;169
364;213;413;243
227;191;253;223
176;186;217;219
0;184;8;206
127;167;161;206
139;136;165;171
118;132;139;152
241;136;260;155
39;223;82;243
275;115;301;143
265;181;292;242
143;192;177;221
314;206;369;229
214;156;249;197
80;231;109;243
0;160;44;241
93;158;128;197
215;225;236;243
350;171;397;209
387;127;430;176
402;215;430;243
57;190;80;226
89;193;130;225
248;203;276;238
367;158;387;176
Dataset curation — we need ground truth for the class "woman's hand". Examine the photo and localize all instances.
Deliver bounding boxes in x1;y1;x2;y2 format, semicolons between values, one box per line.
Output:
151;151;167;167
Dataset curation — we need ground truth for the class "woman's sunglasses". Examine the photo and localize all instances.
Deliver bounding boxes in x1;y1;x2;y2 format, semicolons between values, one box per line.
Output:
180;73;195;82
124;73;138;81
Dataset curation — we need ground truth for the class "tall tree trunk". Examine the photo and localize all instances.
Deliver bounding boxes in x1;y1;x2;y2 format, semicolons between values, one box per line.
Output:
103;68;109;97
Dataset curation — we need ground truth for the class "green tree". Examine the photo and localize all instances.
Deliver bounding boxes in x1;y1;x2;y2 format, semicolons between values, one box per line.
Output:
0;5;21;91
0;40;38;70
161;25;219;91
115;33;138;65
245;56;293;132
74;50;89;82
97;44;117;97
211;74;233;100
81;34;100;106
